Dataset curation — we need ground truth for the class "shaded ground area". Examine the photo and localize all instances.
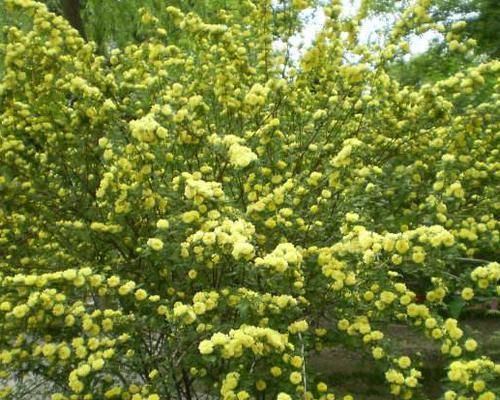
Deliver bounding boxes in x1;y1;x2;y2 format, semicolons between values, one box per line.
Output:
310;318;500;399
7;319;499;399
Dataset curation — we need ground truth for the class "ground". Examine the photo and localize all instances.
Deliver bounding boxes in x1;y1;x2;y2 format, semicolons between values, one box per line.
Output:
311;317;500;399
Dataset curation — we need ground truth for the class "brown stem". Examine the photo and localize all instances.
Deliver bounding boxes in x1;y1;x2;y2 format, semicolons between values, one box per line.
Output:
182;369;193;400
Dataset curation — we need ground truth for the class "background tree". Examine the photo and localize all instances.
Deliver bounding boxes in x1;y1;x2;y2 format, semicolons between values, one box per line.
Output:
2;0;297;54
361;0;500;86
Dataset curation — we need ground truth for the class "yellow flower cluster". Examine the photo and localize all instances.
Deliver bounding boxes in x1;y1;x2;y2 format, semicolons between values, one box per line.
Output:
182;217;256;265
170;291;220;324
181;173;225;203
227;288;301;315
446;358;499;397
1;0;498;398
470;262;500;291
255;242;303;273
199;325;291;358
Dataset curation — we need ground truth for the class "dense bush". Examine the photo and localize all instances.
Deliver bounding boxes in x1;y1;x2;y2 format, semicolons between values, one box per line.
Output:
0;0;499;399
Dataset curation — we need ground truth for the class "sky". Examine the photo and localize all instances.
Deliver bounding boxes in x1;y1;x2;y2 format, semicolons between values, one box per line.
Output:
283;0;443;61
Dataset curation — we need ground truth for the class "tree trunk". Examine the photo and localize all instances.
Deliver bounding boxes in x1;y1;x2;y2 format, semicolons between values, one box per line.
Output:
60;0;87;40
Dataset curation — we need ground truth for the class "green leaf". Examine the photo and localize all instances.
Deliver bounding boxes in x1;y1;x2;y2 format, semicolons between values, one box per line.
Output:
448;296;466;319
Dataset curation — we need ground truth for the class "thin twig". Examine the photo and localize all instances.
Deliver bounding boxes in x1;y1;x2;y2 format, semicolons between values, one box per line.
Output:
455;257;492;264
298;332;307;400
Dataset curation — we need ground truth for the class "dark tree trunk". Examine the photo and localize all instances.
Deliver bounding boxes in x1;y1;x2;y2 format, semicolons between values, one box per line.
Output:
60;0;87;40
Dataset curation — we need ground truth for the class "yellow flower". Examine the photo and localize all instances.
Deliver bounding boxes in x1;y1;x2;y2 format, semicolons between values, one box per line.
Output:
461;287;474;300
193;302;206;315
385;369;404;384
473;380;485;392
398;356;411;369
118;281;136;295
182;210;200;224
288;320;308;334
317;382;328;392
135;289;148;301
345;212;359;222
12;304;29;319
372;346;384;359
58;346;71;360
338;319;350;330
363;291;374;301
395;239;410;254
405;376;418;387
228;143;257;168
450;345;462;357
387;253;402;266
232;242;255;260
380;291;396;304
290;355;303;368
431;328;443;339
444;391;457;400
107;276;120;287
76;364;91;377
411;248;426;263
91;359;105;370
464;339;477;352
289;371;302;384
42;343;57;357
156;219;170;230
236;391;250;400
198;340;214;355
149;369;159;379
52;304;65;316
147;238;164;251
477;392;495;400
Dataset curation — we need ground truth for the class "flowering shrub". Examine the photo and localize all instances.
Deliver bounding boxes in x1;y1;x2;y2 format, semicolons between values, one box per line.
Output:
0;0;499;399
